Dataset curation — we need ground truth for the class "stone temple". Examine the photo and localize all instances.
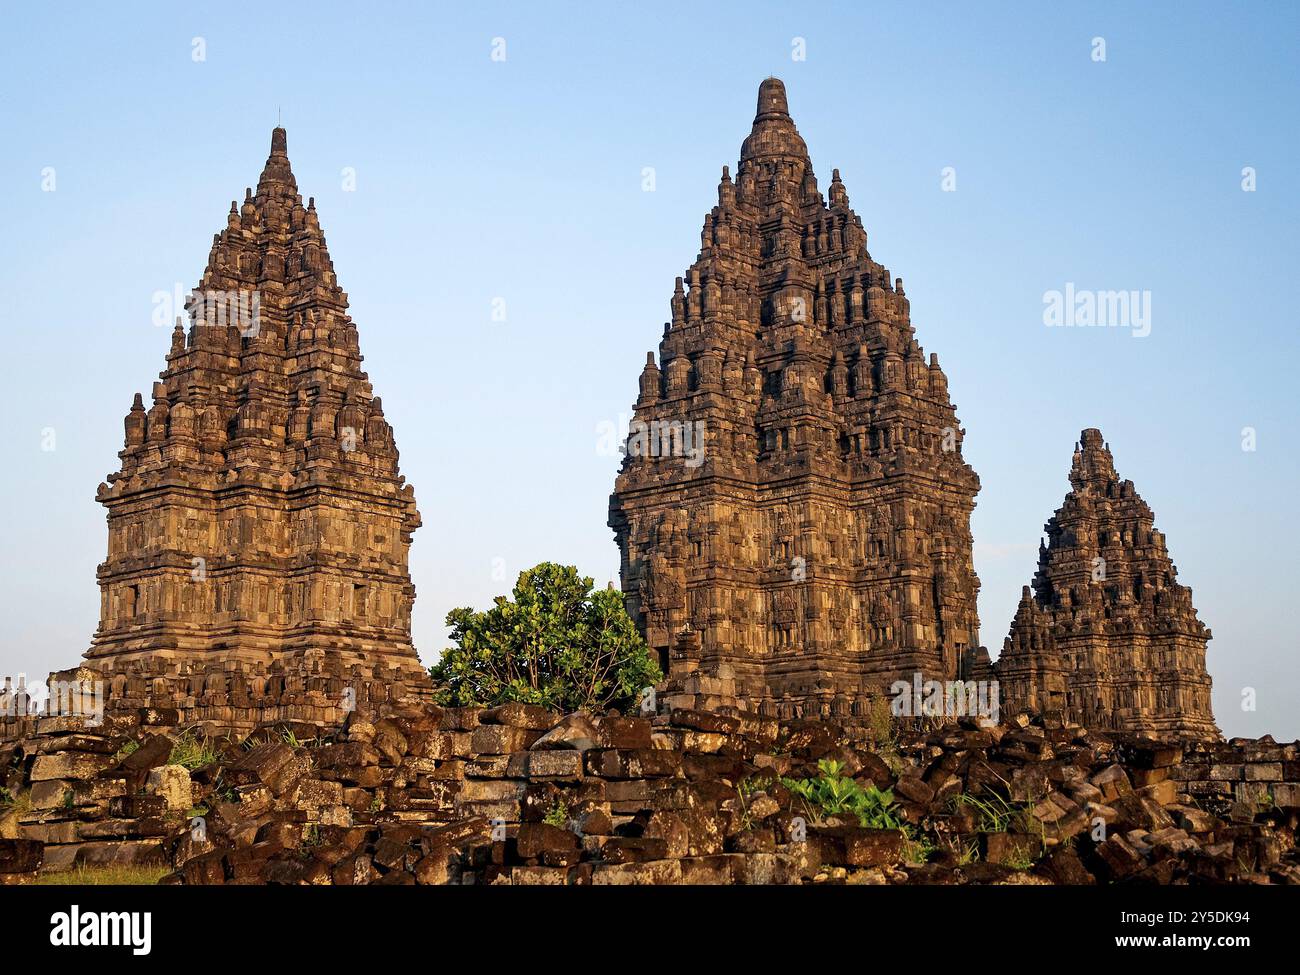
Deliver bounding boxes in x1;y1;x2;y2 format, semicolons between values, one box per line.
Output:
85;128;427;689
609;78;982;715
995;429;1218;739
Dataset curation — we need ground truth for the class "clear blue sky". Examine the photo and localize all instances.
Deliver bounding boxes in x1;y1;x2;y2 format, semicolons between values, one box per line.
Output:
1;2;1296;738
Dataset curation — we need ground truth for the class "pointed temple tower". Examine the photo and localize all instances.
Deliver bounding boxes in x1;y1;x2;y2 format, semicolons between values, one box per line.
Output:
609;79;981;714
997;430;1218;739
85;128;426;684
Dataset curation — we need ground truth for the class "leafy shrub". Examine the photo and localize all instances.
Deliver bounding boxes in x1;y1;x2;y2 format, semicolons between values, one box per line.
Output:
429;562;661;713
781;759;906;829
543;799;570;828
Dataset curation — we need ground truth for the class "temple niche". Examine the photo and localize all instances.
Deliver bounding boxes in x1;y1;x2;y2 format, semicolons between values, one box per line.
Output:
995;429;1219;740
609;79;982;715
87;128;426;686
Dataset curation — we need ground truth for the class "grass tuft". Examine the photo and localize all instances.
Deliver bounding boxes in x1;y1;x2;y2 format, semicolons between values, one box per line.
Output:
169;730;218;771
35;864;170;886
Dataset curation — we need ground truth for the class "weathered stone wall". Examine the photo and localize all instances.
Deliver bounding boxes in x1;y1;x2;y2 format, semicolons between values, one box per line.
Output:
0;656;433;744
3;696;1296;886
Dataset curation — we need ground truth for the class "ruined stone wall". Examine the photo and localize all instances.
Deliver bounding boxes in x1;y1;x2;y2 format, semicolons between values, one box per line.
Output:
3;697;1296;886
0;656;433;745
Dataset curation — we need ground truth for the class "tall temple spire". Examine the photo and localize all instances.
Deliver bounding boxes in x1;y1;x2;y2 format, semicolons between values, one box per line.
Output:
738;77;811;190
757;76;789;116
255;126;297;200
1071;427;1118;487
88;128;423;682
610;78;981;713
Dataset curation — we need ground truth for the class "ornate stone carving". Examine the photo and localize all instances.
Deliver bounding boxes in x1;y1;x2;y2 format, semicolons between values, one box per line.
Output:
85;129;425;685
997;429;1218;739
609;79;982;710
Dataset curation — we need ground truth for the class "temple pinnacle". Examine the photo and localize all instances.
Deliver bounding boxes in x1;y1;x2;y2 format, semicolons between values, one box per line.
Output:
756;77;790;119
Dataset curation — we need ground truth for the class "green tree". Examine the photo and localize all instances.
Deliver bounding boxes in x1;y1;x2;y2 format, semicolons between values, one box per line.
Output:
429;562;661;713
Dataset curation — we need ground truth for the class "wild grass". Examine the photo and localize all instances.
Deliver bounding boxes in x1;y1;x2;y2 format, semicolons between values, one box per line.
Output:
0;788;32;815
901;833;937;864
951;791;1025;833
34;864;170;886
169;730;218;771
950;789;1046;867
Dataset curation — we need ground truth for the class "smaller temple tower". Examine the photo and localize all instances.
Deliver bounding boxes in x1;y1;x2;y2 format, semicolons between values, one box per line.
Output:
997;429;1218;739
86;128;425;684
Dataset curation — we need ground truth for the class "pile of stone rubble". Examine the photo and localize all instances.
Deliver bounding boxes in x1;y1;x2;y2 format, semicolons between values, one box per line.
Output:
2;702;1296;885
